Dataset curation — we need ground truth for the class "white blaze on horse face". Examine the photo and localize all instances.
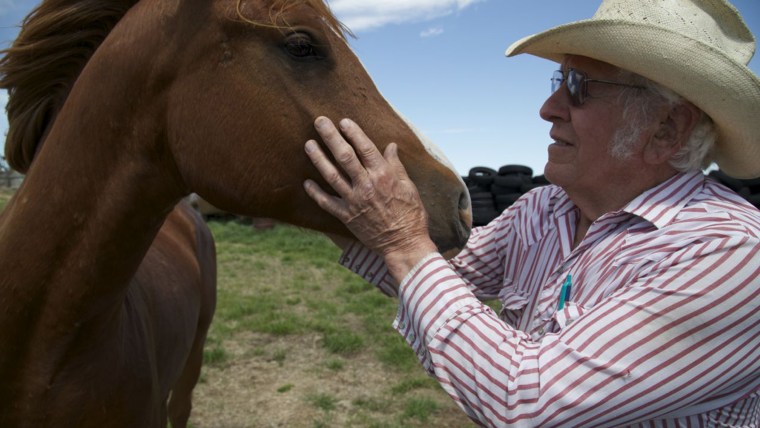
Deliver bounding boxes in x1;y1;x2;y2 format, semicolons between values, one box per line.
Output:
340;60;464;184
390;106;466;186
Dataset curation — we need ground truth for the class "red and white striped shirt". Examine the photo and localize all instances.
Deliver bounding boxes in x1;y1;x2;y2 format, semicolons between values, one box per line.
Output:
340;171;760;427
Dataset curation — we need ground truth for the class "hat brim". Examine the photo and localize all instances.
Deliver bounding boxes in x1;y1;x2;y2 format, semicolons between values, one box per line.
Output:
506;19;760;179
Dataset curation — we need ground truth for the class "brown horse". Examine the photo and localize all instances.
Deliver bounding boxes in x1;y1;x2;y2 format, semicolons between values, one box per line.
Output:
0;0;471;427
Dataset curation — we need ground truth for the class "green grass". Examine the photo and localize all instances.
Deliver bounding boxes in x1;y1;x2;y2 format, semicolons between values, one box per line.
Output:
306;392;339;412
203;219;477;426
402;397;441;422
277;383;295;393
206;220;403;359
0;187;13;212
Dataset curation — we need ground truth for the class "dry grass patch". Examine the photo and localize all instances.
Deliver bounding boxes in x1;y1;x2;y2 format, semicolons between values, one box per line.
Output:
189;221;476;428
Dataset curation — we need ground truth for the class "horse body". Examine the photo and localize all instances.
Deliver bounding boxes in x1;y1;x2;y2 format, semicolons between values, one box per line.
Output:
0;0;471;426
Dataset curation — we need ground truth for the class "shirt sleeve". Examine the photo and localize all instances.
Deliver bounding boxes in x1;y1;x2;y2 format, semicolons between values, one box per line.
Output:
395;235;760;427
339;199;523;299
339;241;398;296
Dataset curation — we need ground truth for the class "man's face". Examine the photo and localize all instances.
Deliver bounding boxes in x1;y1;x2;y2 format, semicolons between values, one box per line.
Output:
539;56;651;200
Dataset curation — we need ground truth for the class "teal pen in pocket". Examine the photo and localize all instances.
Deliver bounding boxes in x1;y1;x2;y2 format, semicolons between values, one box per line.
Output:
558;274;572;310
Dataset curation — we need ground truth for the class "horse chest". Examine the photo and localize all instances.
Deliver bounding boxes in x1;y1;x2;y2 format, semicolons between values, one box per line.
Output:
3;326;164;428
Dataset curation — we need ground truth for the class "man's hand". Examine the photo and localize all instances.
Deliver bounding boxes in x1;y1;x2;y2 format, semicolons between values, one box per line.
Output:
303;117;438;282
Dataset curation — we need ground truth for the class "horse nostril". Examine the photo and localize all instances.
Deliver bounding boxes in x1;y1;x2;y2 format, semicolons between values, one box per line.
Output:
458;189;471;211
457;188;473;243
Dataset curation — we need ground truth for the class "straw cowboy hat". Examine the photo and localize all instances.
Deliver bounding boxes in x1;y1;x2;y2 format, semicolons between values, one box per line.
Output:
506;0;760;179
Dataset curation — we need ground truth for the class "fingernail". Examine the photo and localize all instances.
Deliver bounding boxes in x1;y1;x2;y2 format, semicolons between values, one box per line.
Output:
305;140;316;154
315;116;328;129
339;118;352;130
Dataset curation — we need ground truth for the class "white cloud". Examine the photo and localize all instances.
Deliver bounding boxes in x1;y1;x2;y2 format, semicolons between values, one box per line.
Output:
328;0;485;32
420;26;444;38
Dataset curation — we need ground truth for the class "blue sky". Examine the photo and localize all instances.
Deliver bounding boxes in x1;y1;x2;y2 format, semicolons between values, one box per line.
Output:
1;0;759;175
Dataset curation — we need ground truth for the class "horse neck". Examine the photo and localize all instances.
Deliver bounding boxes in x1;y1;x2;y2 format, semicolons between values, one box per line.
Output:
0;70;185;369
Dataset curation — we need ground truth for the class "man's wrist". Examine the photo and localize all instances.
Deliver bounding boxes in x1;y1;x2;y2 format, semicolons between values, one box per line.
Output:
382;239;438;284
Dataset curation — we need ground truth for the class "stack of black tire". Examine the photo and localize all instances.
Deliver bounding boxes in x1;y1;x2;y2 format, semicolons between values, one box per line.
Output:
464;167;760;227
464;165;550;226
708;170;760;209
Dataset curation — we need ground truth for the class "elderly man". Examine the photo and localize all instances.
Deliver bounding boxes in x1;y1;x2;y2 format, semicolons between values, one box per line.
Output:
303;0;760;426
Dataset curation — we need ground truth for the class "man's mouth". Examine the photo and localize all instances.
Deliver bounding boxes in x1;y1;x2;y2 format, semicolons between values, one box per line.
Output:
552;138;573;147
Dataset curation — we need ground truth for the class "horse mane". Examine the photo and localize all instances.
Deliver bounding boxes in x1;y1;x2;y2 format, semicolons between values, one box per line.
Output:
0;0;351;173
0;0;138;173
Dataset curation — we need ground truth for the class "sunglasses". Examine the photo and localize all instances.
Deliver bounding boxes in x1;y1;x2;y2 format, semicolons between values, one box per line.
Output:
551;69;646;106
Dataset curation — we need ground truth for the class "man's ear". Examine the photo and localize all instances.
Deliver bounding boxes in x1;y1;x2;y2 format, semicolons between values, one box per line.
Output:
644;101;701;165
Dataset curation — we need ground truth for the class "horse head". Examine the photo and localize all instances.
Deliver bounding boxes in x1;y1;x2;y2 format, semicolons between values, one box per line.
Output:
7;0;473;254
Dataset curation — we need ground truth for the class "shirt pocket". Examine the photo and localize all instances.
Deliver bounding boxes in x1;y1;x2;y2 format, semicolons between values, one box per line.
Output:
554;301;588;330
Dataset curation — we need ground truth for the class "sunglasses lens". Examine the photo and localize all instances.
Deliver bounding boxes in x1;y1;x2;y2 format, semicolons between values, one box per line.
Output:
567;69;585;105
550;69;585;105
551;70;564;94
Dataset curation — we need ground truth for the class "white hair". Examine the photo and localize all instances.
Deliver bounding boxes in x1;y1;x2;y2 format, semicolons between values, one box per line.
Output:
611;72;716;172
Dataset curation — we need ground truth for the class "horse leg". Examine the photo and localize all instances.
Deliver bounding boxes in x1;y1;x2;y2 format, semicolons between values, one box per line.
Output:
168;203;217;428
167;279;215;427
167;329;207;428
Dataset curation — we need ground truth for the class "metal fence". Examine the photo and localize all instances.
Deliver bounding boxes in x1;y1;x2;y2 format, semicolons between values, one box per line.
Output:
0;169;24;188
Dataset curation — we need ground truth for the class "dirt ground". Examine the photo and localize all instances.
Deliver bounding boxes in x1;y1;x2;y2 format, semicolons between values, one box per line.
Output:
190;332;477;428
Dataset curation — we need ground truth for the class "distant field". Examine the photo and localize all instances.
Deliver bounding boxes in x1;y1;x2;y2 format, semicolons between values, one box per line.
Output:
0;187;13;211
0;187;475;427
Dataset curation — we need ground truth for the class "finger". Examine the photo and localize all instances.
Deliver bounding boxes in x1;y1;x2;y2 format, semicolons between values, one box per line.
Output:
303;179;350;221
304;139;352;197
314;117;367;180
383;143;413;181
337;118;386;170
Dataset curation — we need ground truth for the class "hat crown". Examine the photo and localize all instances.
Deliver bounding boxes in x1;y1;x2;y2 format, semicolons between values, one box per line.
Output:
593;0;755;64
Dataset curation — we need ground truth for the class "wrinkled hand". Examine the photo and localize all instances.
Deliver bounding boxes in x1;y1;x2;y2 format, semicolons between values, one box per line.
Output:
303;117;437;280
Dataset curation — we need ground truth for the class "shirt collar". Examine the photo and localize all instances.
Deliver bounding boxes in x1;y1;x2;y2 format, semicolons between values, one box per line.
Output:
549;171;705;229
621;171;704;229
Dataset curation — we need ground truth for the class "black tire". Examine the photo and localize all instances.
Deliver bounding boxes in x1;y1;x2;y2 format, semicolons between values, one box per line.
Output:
738;176;760;193
493;174;530;189
745;193;760;209
520;183;545;193
472;208;500;226
469;167;498;187
498;165;533;176
495;193;522;208
469;192;494;202
471;198;496;209
709;170;745;192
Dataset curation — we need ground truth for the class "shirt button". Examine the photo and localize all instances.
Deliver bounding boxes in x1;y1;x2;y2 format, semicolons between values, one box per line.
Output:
399;321;406;330
409;333;416;342
537;327;545;335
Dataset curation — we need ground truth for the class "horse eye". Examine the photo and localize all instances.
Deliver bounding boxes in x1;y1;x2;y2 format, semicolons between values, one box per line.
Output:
284;33;321;59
